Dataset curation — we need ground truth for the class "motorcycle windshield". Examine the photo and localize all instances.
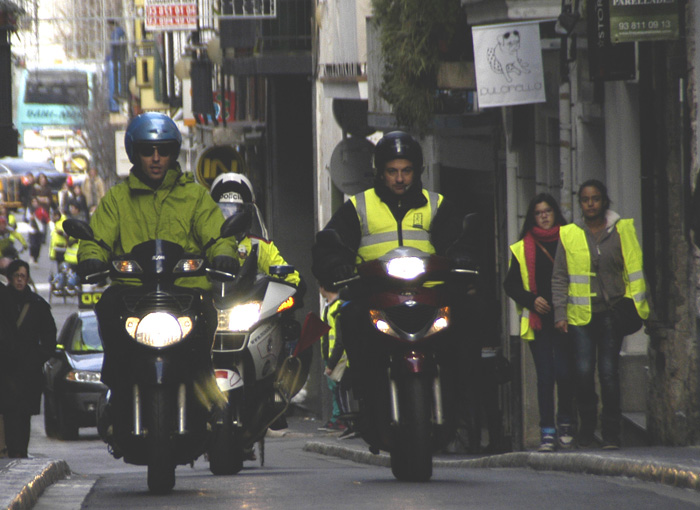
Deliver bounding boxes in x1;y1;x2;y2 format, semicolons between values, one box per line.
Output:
120;239;186;277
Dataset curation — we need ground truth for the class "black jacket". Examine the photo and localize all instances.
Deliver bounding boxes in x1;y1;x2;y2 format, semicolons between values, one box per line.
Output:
0;286;57;414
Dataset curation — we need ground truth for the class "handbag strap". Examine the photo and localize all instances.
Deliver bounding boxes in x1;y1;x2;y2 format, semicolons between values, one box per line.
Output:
16;303;30;328
534;240;555;264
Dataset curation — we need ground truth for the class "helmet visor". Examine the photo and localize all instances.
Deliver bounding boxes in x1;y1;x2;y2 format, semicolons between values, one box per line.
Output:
218;202;248;219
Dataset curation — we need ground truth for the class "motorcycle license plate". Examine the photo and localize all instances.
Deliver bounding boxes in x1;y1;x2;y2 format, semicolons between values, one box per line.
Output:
79;290;103;309
215;369;243;391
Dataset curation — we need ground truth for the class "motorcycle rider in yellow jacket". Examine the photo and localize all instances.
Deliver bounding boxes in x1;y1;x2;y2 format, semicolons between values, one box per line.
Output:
210;172;306;358
76;113;239;389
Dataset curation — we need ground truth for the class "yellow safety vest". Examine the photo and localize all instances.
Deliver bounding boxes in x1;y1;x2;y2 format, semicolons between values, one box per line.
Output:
559;219;650;326
322;298;344;358
64;241;79;265
509;240;535;341
49;216;68;260
350;188;442;262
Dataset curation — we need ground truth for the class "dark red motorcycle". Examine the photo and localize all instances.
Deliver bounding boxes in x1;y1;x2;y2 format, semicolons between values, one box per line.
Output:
324;233;478;482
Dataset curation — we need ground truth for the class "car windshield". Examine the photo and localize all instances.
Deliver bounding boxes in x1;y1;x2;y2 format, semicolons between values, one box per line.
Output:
69;314;103;352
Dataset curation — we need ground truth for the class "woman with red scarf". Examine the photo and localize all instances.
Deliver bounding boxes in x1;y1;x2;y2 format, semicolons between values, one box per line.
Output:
504;193;574;452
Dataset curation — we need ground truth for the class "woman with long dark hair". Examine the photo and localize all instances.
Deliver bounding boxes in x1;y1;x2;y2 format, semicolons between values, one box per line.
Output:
504;193;574;452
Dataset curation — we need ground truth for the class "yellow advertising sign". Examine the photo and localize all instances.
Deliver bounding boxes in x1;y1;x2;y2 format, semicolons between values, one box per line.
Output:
195;145;247;189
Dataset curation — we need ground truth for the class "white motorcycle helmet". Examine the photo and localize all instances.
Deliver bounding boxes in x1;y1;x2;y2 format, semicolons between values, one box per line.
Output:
210;173;268;240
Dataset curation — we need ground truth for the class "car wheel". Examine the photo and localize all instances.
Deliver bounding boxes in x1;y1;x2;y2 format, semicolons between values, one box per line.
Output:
57;403;79;441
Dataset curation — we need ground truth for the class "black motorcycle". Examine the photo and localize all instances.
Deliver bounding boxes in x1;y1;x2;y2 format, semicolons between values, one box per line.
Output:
63;218;237;494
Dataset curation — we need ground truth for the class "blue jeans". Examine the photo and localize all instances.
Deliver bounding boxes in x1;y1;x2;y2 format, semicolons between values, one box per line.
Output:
528;324;575;430
570;312;624;442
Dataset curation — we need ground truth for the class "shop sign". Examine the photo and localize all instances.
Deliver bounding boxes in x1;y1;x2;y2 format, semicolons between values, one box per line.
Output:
145;0;198;31
588;0;637;81
472;21;546;109
196;146;246;189
610;0;679;43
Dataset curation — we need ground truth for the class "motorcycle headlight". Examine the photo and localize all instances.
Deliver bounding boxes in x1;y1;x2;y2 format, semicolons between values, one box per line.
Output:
113;259;143;274
65;370;101;383
370;309;399;338
426;307;450;336
385;257;426;280
124;312;191;347
218;302;262;332
174;258;204;273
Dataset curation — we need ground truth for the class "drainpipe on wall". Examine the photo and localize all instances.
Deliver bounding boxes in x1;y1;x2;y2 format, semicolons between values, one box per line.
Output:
557;0;578;223
559;79;573;223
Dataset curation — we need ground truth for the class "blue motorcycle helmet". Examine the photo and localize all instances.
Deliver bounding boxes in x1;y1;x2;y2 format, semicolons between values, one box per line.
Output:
124;112;182;164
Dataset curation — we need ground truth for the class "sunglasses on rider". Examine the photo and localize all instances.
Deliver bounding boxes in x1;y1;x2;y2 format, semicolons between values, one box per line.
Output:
137;144;176;158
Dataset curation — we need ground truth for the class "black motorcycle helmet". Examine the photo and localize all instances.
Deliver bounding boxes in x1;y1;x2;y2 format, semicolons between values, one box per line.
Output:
373;131;423;175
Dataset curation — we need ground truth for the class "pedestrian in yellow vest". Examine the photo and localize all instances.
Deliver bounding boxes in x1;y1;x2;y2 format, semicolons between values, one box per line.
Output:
504;193;574;452
552;180;650;451
318;284;349;433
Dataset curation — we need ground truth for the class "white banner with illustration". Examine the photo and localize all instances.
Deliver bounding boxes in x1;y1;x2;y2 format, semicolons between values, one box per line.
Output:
472;21;546;108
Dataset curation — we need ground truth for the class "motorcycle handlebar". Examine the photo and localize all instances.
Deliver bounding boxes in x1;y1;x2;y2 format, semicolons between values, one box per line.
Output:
452;268;480;276
205;267;237;281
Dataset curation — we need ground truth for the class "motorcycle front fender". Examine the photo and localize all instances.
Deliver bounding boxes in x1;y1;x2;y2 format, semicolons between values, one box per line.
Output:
215;368;243;392
275;353;309;402
398;351;430;374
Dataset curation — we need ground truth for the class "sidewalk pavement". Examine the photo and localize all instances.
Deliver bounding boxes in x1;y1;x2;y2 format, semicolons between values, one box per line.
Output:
2;419;700;509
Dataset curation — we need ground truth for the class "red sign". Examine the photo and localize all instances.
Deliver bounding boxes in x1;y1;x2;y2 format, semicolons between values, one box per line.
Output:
145;1;198;31
195;91;236;125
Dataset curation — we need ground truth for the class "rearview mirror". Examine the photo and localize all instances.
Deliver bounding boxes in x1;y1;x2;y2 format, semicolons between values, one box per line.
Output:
63;219;94;241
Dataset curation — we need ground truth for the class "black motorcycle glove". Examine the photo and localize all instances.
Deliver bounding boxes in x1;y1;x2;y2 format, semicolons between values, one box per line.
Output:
77;259;108;280
212;255;240;275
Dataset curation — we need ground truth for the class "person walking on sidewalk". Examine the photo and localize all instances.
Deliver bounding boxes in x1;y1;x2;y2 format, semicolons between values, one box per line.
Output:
318;284;349;433
552;180;650;450
504;193;575;452
0;259;57;457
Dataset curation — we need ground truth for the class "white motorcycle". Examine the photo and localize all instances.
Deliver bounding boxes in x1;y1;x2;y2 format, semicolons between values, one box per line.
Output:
208;243;314;474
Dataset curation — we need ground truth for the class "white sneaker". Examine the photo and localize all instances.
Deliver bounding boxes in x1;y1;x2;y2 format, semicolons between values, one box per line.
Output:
558;424;574;449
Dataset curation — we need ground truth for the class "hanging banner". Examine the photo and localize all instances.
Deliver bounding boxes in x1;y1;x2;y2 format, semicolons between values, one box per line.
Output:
588;0;637;81
472;21;546;109
610;0;679;44
144;0;198;31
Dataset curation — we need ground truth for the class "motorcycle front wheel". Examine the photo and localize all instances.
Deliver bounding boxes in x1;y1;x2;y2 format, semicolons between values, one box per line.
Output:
147;387;176;494
208;402;244;475
390;374;433;482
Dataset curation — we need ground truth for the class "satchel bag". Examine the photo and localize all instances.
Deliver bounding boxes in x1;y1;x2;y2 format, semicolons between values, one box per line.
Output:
611;297;643;337
329;357;348;383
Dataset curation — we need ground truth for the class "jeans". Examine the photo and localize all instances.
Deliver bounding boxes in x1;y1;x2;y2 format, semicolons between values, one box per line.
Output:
570;312;624;442
528;323;575;430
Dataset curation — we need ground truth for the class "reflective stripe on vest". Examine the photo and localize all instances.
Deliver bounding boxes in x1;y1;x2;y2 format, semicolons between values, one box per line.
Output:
509;240;535;341
351;189;441;262
559;219;649;326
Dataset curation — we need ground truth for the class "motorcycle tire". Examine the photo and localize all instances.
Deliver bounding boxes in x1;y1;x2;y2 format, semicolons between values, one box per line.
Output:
390;374;433;482
208;403;244;475
147;387;176;494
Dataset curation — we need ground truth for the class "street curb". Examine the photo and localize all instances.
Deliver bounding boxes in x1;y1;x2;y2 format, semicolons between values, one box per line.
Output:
0;459;71;510
304;441;700;492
